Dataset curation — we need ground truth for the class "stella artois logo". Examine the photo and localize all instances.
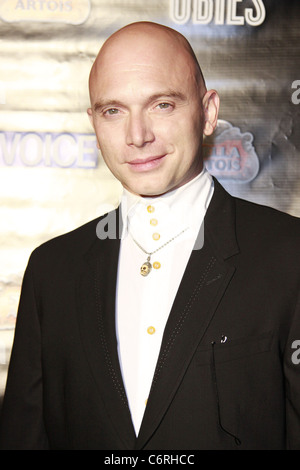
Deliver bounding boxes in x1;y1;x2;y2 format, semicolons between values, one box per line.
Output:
0;0;91;25
203;120;259;183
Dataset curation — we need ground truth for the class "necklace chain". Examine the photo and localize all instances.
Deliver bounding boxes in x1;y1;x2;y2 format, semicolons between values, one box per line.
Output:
131;229;187;256
130;229;187;276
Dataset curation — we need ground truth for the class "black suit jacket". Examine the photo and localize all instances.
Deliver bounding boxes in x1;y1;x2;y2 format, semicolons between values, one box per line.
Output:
1;179;300;450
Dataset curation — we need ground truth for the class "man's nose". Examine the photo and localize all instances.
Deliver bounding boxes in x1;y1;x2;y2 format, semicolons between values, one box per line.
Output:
126;111;155;147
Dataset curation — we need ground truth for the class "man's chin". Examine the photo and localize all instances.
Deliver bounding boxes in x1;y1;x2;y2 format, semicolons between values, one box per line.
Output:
123;182;170;198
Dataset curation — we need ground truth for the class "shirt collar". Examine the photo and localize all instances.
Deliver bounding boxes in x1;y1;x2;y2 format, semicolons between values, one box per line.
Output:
120;168;214;240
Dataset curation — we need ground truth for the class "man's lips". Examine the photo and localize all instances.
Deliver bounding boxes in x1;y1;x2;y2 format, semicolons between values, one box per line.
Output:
127;155;166;171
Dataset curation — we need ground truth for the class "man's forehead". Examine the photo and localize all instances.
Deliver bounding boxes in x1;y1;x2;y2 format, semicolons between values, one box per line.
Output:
91;60;196;106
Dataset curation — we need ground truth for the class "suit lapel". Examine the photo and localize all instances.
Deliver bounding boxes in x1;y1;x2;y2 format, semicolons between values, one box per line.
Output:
76;210;136;449
136;179;239;449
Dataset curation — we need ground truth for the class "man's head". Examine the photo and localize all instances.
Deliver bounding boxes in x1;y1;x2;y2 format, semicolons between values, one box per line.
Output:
88;22;219;197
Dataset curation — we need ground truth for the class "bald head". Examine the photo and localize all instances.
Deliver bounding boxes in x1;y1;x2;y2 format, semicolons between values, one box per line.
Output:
89;22;206;103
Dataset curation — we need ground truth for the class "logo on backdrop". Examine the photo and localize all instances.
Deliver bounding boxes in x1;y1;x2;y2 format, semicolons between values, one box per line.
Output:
203;120;259;183
0;131;98;168
170;0;266;26
0;0;91;25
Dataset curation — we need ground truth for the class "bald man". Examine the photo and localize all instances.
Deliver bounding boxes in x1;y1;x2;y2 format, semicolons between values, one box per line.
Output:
0;22;300;450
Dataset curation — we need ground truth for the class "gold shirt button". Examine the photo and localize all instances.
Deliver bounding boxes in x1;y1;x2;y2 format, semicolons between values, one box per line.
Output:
153;261;161;270
152;232;160;241
150;218;158;226
147;205;155;213
147;326;156;335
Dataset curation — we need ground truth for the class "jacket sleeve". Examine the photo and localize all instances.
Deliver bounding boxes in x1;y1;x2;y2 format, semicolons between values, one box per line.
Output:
284;290;300;450
0;254;49;449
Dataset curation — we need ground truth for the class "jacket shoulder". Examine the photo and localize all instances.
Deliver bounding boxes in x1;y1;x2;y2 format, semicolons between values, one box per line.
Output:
29;209;119;268
232;195;300;266
235;195;300;234
210;179;300;251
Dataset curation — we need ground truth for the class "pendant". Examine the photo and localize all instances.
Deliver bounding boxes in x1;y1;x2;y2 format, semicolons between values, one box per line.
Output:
140;256;152;276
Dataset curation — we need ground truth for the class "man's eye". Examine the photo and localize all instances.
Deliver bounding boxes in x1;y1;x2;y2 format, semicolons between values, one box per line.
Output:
104;108;119;115
157;103;171;110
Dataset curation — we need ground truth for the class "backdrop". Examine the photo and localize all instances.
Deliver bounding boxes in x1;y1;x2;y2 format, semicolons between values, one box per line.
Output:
0;0;300;400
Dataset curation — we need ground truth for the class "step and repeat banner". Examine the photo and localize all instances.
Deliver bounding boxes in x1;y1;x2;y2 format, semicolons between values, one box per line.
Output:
0;0;300;398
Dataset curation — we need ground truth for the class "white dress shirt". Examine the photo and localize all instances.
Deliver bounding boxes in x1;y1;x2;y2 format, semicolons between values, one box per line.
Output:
115;168;214;435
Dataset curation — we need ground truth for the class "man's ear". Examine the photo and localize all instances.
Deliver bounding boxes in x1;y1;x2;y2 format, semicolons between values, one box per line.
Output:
202;90;220;136
87;107;94;126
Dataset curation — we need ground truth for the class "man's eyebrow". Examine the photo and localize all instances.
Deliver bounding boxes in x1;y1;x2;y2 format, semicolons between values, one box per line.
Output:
93;100;122;112
147;91;187;102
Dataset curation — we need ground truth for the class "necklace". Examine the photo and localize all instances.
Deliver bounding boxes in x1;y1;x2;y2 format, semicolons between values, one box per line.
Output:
130;229;187;276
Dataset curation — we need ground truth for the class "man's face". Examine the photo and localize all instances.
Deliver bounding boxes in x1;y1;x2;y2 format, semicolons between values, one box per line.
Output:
88;30;217;197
